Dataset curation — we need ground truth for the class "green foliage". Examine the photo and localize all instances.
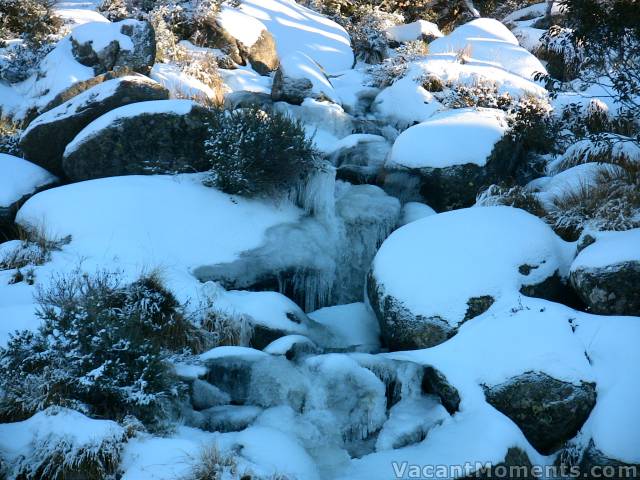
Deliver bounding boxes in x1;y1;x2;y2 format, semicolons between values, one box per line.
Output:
204;107;320;197
0;271;199;429
0;0;62;45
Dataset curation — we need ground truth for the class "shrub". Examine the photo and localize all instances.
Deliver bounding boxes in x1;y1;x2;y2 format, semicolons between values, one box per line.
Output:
0;117;21;155
0;271;200;428
0;0;62;45
536;27;584;82
204;107;320;197
199;308;252;349
368;40;428;87
476;184;547;219
0;40;54;84
349;6;403;64
438;81;514;110
188;444;240;480
0;226;70;273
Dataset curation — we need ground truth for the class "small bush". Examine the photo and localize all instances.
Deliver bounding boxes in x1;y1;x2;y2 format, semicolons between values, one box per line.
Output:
0;0;62;45
0;117;21;155
438;81;514;110
476;184;547;219
204;107;320;197
536;27;584;82
349;6;403;64
188;444;240;480
368;40;428;87
199;308;252;349
0;226;70;273
0;40;54;84
0;271;199;428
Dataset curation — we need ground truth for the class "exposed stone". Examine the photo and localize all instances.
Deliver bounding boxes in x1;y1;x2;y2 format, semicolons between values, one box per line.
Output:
20;76;169;176
421;366;461;415
190;379;231;411
483;372;596;454
61;100;211;182
244;31;279;75
272;68;314;105
571;262;640;316
462;447;536;479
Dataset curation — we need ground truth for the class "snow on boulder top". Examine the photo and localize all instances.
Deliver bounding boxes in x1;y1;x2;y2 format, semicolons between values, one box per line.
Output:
200;346;269;362
279;50;338;102
70;19;137;52
385;20;443;43
0;154;57;207
388;108;508;169
64;99;197;156
217;5;267;47
16;174;300;277
571;229;640;271
238;0;353;73
371;206;573;328
429;18;546;80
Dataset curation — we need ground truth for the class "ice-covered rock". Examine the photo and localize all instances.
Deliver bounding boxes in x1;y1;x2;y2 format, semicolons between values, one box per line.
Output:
20;76;168;175
62;100;210;181
570;229;640;316
399;202;437;226
70;20;155;75
385;108;509;211
368;206;574;350
190;378;231;410
0;155;57;230
330;134;391;185
309;303;381;353
483;371;596;454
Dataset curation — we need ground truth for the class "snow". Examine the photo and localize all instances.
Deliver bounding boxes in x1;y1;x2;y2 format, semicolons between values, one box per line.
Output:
388;108;508;169
429;18;547;80
219;65;273;94
150;63;218;101
264;334;316;355
571;229;640;271
63;99;198;155
0;154;57;207
217;6;266;47
70;20;135;53
56;8;109;26
200;346;269;362
15;174;301;297
309;303;381;352
534;162;614;208
371;206;574;328
385;20;443;44
372;74;442;128
238;0;354;73
399;202;437;226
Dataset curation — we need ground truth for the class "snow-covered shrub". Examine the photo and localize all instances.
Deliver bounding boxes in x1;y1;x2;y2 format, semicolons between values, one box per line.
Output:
476;184;547;219
0;227;70;272
549;134;640;175
0;0;62;45
0;117;21;155
2;407;128;480
204;107;320;197
188;444;240;480
0;271;198;428
439;81;514;111
0;41;54;84
350;6;403;64
98;0;129;21
199;308;252;349
537;27;584;81
368;40;428;87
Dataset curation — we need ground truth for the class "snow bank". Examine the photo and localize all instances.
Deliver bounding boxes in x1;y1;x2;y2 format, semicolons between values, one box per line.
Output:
388;108;508;169
399;202;436;226
70;19;134;53
371;206;573;328
0;154;57;207
238;0;353;73
385;20;442;43
64;99;198;155
217;5;266;47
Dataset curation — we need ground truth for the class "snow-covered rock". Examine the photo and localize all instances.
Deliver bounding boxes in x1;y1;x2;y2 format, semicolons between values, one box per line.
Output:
0;155;57;228
570;229;640;316
429;18;546;80
150;63;222;104
70;19;155;75
399;202;437;226
385;20;443;44
237;0;353;74
368;206;574;350
483;371;596;454
62;99;210;181
272;51;337;105
330;134;390;185
309;302;381;352
385;108;509;210
20;76;168;175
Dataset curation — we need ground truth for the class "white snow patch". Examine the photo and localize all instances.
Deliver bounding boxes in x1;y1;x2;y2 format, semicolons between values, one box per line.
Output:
385;20;443;43
571;229;640;271
0;154;57;207
217;6;266;47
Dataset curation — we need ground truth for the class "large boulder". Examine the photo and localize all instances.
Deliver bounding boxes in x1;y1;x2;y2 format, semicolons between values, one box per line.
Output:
483;371;596;454
70;20;156;75
20;76;169;176
570;229;640;316
368;206;574;350
0;155;57;232
61;100;210;181
384;108;510;211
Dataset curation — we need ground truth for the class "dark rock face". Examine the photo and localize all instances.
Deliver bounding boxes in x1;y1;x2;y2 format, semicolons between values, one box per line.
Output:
190;378;231;410
462;447;536;479
570;262;640;316
367;272;456;350
245;31;279;75
71;21;156;75
271;68;314;105
204;356;262;405
62;101;211;182
483;372;596;454
20;76;169;176
421;366;461;415
578;441;640;479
